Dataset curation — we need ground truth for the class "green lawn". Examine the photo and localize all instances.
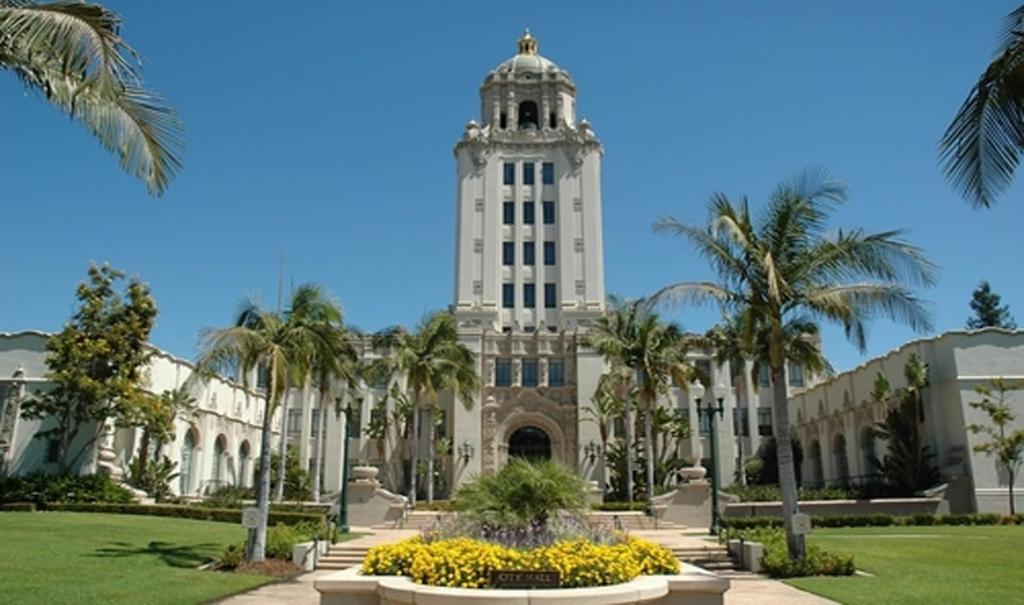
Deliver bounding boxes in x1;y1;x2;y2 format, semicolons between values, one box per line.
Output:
785;525;1024;605
0;512;275;605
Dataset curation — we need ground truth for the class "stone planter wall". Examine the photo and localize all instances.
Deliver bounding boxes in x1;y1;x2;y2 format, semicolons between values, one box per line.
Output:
315;566;729;605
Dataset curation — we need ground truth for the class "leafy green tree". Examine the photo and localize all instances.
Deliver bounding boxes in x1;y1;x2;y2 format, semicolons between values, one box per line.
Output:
967;281;1017;329
371;312;478;505
869;359;940;495
968;378;1024;515
452;458;586;526
21;263;157;471
198;288;323;562
651;168;936;559
0;1;183;195
940;5;1024;207
120;386;195;480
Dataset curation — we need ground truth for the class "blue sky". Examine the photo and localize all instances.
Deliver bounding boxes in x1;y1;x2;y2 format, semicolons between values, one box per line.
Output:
1;1;1022;373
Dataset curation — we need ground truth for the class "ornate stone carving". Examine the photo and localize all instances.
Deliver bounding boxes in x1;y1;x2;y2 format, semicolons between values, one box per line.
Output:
0;367;26;473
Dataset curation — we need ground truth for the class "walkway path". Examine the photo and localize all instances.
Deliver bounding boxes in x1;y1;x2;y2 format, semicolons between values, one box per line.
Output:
214;528;837;605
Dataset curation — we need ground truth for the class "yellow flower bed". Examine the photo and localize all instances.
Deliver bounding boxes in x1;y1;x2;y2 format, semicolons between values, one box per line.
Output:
361;536;680;589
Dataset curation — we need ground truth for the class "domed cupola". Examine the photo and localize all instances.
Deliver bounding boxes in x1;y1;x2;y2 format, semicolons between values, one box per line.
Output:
480;31;578;132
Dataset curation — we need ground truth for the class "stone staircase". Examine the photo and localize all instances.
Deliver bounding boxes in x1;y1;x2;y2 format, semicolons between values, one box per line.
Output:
669;542;740;574
317;542;370;570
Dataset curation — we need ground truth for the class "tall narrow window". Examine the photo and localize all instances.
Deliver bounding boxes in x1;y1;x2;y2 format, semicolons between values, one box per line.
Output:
543;241;556;265
499;112;508;130
757;407;773;436
523;163;535;185
523;242;535;265
542;162;554;184
503;162;515;185
522;359;539;387
503;242;515;266
495;359;512;387
523;201;535;225
524;283;536;308
503;201;514;225
549;112;557;129
788;363;805;387
544;283;557;308
542;201;555;224
502;283;514;308
758;364;770;387
549;358;565;386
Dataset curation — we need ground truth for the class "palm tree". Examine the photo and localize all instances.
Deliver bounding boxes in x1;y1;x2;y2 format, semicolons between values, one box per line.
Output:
583;370;628;487
371;312;477;505
585;299;641;501
941;5;1024;208
586;297;700;508
197;300;309;560
0;1;183;195
285;285;359;503
651;168;936;559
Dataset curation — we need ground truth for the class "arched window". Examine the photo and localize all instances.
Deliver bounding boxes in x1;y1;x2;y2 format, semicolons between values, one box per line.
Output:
509;426;551;460
809;440;823;487
213;435;227;487
833;434;849;485
180;429;197;495
518;100;539;130
238;441;251;488
860;426;876;478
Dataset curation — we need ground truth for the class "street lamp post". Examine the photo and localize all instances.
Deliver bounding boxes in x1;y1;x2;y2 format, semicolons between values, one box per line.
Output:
338;401;352;535
696;390;725;536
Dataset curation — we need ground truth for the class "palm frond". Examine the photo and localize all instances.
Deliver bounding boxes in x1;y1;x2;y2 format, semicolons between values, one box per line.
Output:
0;1;184;195
940;6;1024;208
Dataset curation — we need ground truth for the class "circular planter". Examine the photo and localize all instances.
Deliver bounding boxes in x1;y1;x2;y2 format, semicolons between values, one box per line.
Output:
351;465;380;482
678;466;707;481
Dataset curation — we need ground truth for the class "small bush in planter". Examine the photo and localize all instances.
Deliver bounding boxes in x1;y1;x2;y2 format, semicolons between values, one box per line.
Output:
451;458;586;526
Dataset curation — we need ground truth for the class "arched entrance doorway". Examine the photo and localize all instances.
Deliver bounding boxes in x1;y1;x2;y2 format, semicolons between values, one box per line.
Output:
508;426;551;460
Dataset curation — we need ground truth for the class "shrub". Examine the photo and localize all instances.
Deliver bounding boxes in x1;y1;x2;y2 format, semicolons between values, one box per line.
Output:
724;484;859;502
721;512;1010;530
199;485;254;509
127;457;179;502
452;458;586;525
733;528;855;578
266;524;302;560
0;473;135;506
0;503;36;512
592;501;648;511
414;499;454;512
214;543;246;570
44;502;325;526
362;536;678;588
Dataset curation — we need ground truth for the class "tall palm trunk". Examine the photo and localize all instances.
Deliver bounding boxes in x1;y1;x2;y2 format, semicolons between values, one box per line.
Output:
409;389;420;507
426;404;436;503
771;336;804;560
311;383;328;502
250;368;277;562
643;399;656;508
623;405;635;502
274;376;291;502
137;430;151;478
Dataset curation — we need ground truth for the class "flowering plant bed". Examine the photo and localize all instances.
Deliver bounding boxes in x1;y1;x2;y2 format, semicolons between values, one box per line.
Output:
362;535;679;589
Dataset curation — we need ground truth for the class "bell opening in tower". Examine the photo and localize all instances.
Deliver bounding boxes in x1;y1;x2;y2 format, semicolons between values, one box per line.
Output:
518;100;539;130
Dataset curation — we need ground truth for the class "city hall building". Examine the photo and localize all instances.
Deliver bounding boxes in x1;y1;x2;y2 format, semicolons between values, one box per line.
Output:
2;33;1021;516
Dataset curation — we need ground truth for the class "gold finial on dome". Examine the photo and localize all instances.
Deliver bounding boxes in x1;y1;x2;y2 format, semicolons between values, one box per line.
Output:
517;29;538;55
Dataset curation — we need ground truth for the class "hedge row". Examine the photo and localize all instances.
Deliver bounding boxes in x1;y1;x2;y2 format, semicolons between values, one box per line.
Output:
0;503;37;512
591;502;648;512
44;502;326;526
722;512;1022;530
